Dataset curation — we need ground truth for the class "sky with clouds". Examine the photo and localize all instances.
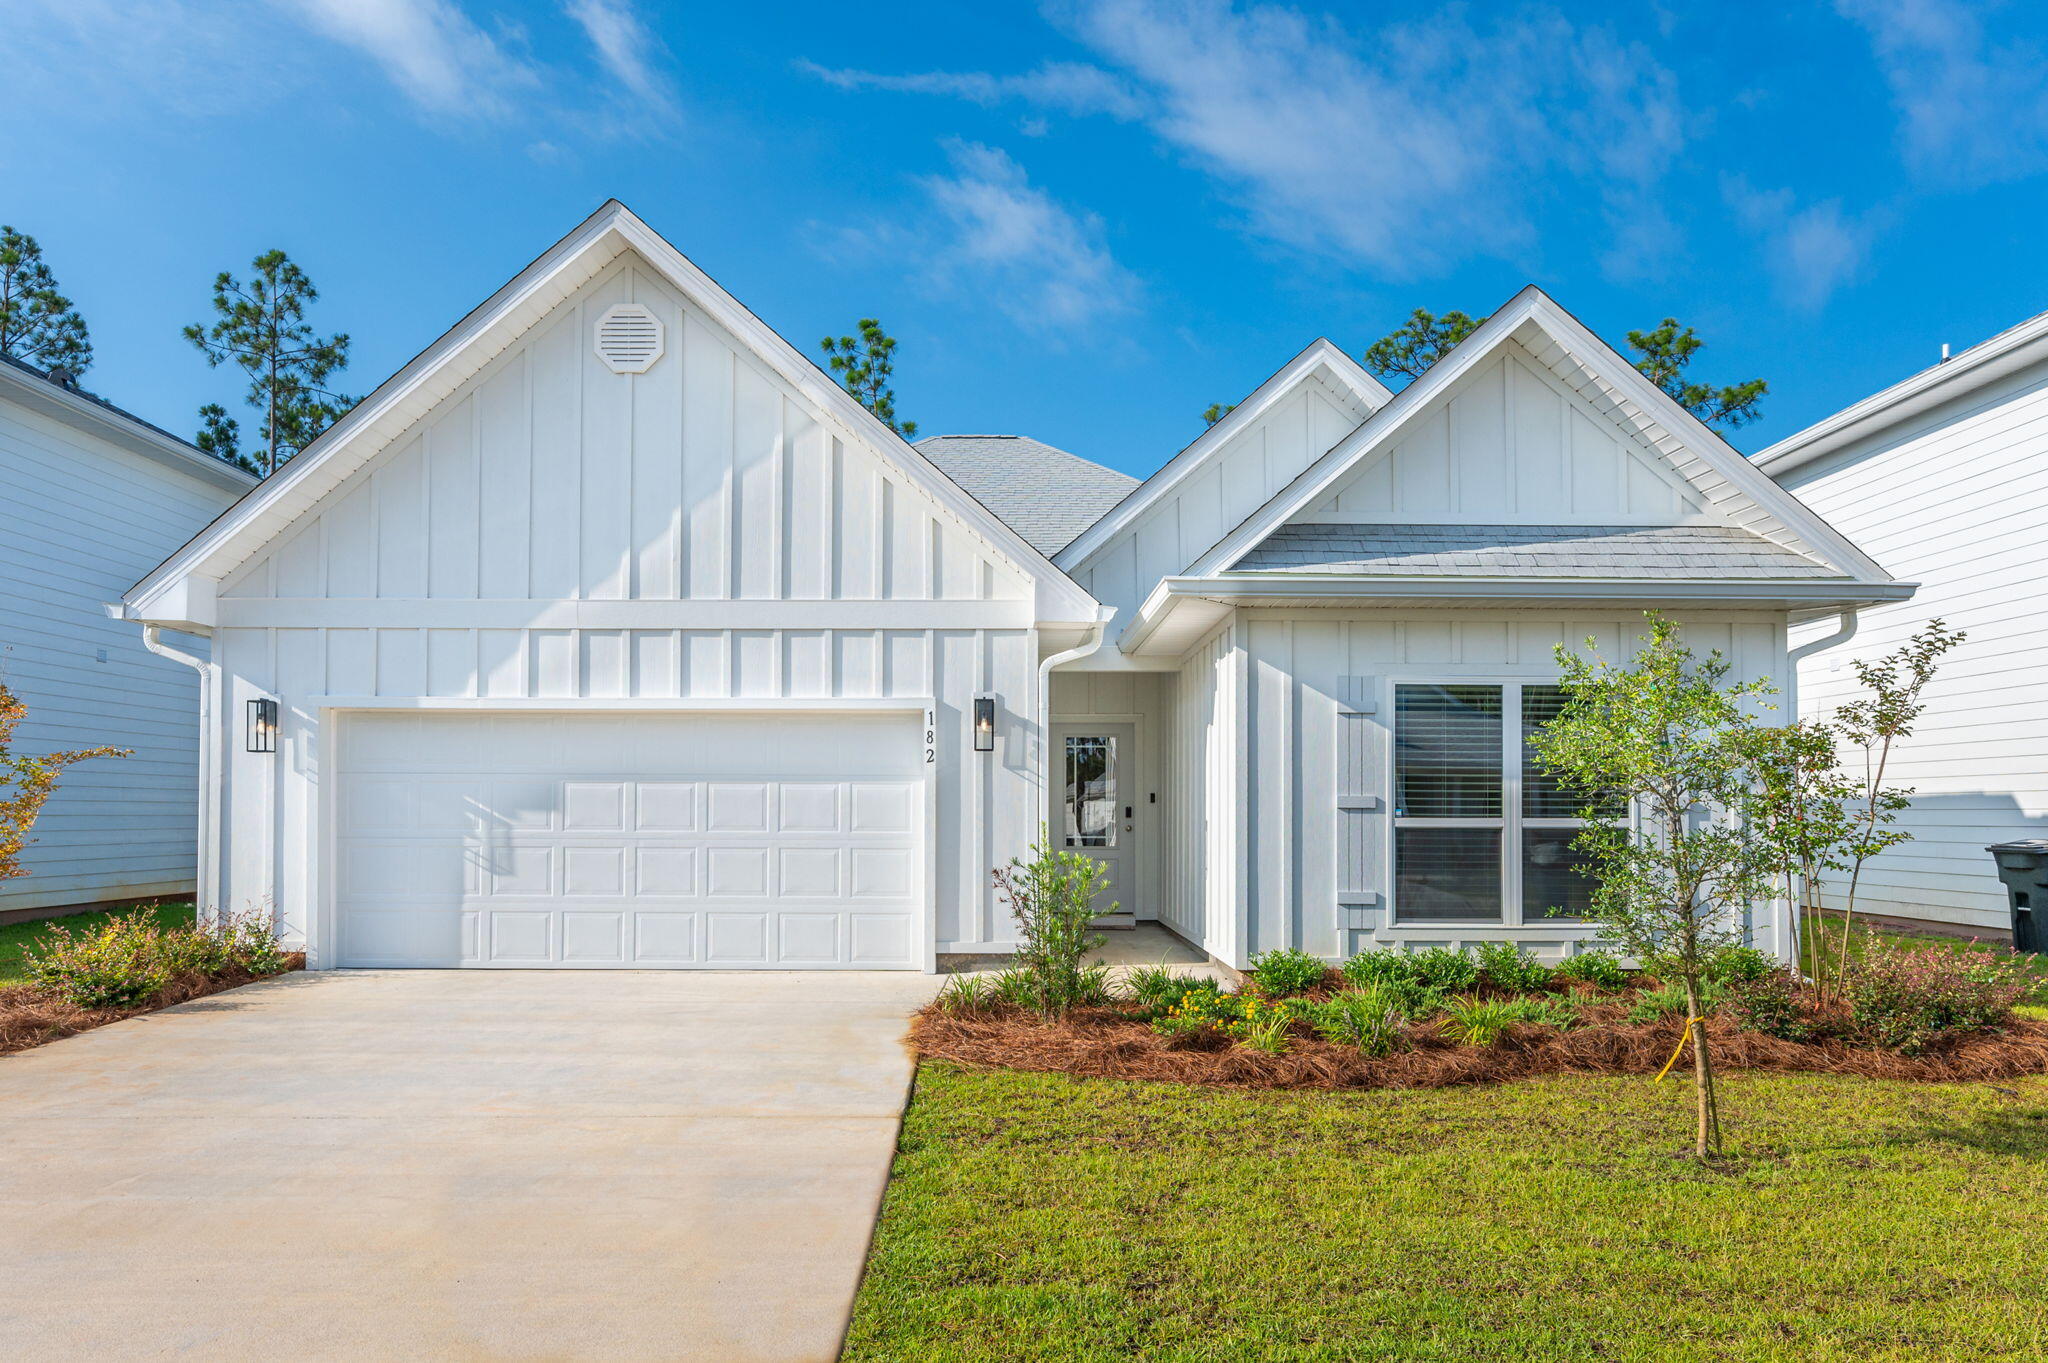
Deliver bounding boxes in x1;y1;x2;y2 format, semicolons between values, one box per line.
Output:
9;0;2048;474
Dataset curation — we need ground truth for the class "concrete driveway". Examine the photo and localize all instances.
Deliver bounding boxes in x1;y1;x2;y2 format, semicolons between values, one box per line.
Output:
0;969;936;1363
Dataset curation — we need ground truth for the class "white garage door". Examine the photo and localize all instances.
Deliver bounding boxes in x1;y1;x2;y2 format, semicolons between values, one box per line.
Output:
334;710;924;969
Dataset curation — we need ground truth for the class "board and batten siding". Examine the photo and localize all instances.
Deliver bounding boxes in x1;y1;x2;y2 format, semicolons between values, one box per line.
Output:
1177;610;1790;968
1780;354;2048;930
0;392;243;913
1072;380;1363;631
204;253;1050;958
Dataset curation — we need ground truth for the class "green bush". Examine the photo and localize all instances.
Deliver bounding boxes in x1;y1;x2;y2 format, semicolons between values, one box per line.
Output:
1407;947;1480;992
1626;978;1722;1024
1303;985;1407;1056
1222;992;1295;1054
1123;964;1185;1009
1249;948;1328;997
1555;950;1630;990
1705;945;1777;986
1340;948;1417;989
990;829;1115;1019
1441;993;1579;1046
1474;941;1554;993
26;911;289;1010
934;975;999;1015
1844;941;2028;1055
1728;969;1815;1042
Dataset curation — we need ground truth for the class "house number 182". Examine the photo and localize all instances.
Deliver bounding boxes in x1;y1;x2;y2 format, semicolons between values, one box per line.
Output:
924;708;937;764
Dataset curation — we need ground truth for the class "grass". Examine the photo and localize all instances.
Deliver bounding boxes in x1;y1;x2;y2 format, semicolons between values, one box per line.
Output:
847;1063;2048;1362
1798;910;2048;1005
0;901;194;987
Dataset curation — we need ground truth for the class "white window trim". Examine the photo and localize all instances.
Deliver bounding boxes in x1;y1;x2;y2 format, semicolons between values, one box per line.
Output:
1384;675;1595;931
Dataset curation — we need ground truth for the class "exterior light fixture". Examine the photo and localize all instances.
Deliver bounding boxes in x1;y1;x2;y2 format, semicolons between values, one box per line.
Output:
973;695;996;752
246;698;279;753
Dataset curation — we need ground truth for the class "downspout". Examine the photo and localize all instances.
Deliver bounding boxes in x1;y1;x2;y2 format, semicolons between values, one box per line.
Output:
1780;608;1860;971
1035;608;1117;811
140;623;219;923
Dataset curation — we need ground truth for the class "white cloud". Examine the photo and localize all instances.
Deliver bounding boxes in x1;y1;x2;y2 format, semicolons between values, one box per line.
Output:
566;0;676;116
916;141;1141;332
281;0;540;120
1725;178;1880;310
809;1;1688;276
1838;0;2048;185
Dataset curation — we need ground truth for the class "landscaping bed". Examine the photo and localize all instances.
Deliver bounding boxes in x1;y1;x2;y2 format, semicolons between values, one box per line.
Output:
0;905;300;1056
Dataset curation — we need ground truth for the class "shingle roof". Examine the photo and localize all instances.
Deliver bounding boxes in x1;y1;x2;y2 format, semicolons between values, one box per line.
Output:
916;434;1138;556
1230;523;1845;578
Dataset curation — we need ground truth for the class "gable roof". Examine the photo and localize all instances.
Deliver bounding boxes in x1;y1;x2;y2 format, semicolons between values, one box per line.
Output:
1755;303;2048;478
916;434;1138;556
0;353;254;494
1053;337;1392;571
124;201;1102;627
1183;287;1896;584
1232;523;1844;578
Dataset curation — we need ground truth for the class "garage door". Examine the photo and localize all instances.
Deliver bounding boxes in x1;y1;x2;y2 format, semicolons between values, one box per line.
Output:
333;711;923;969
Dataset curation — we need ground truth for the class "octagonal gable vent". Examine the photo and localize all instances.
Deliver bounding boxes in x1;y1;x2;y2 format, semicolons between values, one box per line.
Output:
594;303;665;374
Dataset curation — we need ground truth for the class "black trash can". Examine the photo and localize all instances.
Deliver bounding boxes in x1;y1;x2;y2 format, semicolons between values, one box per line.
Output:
1986;839;2048;954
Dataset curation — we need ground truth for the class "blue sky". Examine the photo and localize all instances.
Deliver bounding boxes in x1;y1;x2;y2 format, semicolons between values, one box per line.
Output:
10;0;2048;478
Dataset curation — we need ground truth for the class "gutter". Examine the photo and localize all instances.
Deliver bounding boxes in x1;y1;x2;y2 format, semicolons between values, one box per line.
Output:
1035;610;1116;809
136;622;219;921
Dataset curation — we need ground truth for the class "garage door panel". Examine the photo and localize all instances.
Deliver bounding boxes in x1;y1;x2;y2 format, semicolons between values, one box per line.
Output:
335;712;921;969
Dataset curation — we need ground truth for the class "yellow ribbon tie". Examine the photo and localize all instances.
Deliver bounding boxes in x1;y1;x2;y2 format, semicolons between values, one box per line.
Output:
1654;1016;1707;1082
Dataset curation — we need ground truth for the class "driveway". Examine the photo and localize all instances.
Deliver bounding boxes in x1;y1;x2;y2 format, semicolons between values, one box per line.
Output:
0;969;936;1362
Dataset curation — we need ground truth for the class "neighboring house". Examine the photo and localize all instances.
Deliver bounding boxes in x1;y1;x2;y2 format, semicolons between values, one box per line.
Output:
1759;312;2048;933
120;202;1909;970
0;354;256;919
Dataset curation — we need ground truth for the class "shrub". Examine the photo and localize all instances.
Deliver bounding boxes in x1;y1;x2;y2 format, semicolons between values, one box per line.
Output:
1509;995;1581;1030
1249;948;1327;997
990;829;1114;1019
1220;992;1295;1055
1407;947;1479;992
1705;945;1776;986
26;910;289;1010
1475;941;1555;993
1340;948;1419;989
1150;980;1234;1037
1440;996;1523;1047
1555;950;1630;990
1123;964;1186;1010
1303;985;1407;1057
1843;942;2028;1055
934;975;999;1015
1627;978;1723;1024
1728;968;1815;1042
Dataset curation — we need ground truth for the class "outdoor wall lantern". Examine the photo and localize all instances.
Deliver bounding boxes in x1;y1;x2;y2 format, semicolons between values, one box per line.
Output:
973;695;996;752
246;698;279;753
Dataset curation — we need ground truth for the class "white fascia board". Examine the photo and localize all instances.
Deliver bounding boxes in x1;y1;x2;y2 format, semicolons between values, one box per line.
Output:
1179;287;1902;589
1054;337;1390;572
1121;572;1920;655
0;364;255;494
125;200;1104;629
1755;314;2048;478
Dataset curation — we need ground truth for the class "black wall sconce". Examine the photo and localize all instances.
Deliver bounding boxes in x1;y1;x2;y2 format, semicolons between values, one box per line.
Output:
246;697;279;753
972;695;996;752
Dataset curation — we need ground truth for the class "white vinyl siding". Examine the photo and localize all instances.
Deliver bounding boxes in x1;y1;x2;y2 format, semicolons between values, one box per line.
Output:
1781;354;2048;930
0;392;243;913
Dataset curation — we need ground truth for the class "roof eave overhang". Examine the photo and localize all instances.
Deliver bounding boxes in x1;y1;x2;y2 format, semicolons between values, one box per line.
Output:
0;363;255;494
1118;573;1919;656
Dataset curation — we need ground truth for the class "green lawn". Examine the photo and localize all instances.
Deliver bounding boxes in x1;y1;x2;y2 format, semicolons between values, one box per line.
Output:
848;1063;2048;1362
0;901;194;987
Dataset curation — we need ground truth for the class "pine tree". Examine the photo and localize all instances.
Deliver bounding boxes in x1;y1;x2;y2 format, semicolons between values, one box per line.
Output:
820;318;916;437
0;226;93;377
184;250;354;476
1625;319;1768;429
1362;308;1486;382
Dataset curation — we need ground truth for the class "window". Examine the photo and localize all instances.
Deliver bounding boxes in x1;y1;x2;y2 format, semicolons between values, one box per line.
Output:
1063;735;1117;848
1392;682;1601;925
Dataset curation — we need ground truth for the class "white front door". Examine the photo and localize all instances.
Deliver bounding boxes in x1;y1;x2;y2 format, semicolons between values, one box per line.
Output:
332;710;924;969
1052;722;1137;922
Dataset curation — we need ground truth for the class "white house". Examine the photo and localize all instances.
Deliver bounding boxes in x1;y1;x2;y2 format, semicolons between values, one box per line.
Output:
1759;312;2048;933
121;203;1909;970
1;354;256;919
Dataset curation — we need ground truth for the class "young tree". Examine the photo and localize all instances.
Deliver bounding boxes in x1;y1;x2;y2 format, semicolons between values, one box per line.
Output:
1625;318;1768;429
0;226;93;377
1746;717;1860;986
1531;614;1782;1159
1201;401;1236;427
184;250;354;476
1362;307;1487;382
820;318;916;437
1825;620;1964;991
990;826;1113;1019
1;683;127;885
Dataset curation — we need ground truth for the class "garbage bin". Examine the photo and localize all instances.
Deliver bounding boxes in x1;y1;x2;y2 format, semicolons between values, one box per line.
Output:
1985;839;2048;954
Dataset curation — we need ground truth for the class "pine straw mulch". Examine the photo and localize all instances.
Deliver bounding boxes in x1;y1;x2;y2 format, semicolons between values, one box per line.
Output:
0;955;305;1057
910;998;2048;1091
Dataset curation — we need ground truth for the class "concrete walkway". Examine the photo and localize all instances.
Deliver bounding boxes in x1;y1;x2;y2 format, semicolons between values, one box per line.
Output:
0;969;937;1363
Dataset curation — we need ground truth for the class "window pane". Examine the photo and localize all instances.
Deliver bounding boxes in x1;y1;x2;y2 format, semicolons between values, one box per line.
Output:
1395;827;1502;922
1064;736;1117;848
1522;685;1624;819
1522;828;1597;921
1395;685;1503;818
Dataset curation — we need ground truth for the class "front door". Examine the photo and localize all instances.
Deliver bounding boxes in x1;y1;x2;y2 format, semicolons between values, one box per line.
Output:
1053;723;1137;924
